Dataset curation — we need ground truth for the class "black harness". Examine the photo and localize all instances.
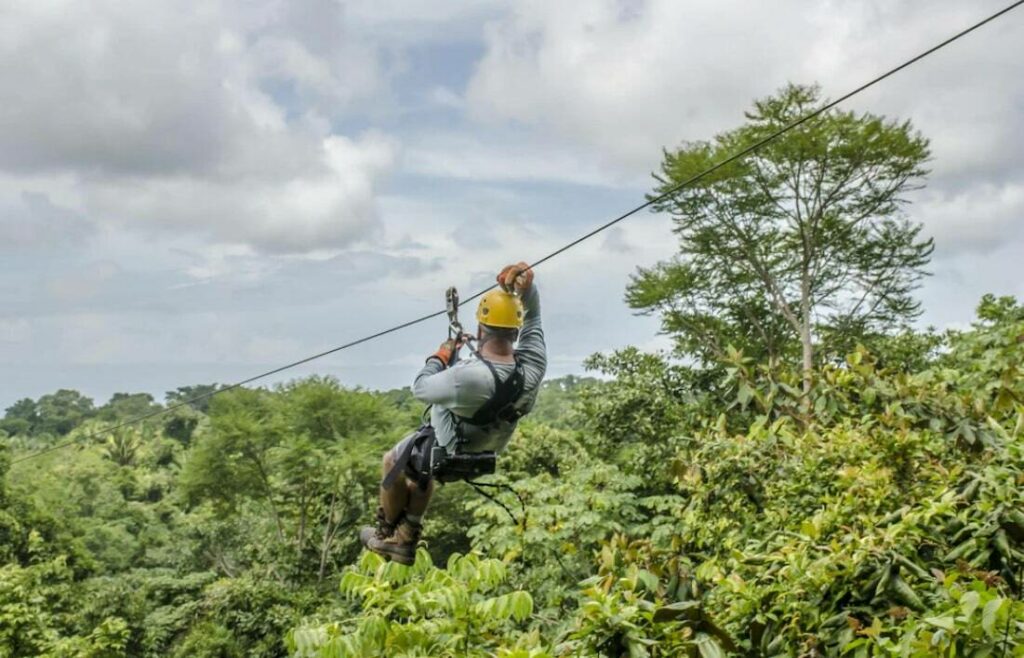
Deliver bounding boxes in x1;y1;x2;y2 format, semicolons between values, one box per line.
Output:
382;355;526;490
456;353;526;433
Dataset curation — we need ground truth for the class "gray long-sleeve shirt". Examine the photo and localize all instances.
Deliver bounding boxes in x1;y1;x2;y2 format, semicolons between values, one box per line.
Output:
411;285;547;454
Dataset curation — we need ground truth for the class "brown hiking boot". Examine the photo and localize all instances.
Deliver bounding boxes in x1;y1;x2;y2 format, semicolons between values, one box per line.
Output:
362;518;422;566
359;507;397;550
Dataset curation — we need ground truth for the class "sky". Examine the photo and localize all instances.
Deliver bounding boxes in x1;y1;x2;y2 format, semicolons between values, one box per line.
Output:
1;0;1023;409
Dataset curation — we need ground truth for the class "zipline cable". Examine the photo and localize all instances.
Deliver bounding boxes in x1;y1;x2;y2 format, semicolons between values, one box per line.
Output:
10;0;1023;466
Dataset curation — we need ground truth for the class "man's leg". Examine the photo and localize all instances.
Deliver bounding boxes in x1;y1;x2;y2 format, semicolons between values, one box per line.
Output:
380;448;409;522
360;436;430;565
372;477;431;564
404;475;434;524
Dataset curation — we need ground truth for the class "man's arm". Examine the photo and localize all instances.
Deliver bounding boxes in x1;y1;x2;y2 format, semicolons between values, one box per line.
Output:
411;358;460;407
516;285;547;390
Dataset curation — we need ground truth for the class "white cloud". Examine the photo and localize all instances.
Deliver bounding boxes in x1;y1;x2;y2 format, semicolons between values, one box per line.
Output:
428;86;466;111
465;1;1024;180
46;261;121;303
601;226;633;254
403;132;642;186
344;0;509;43
0;0;388;174
792;3;1024;189
84;131;397;253
0;191;94;250
0;319;31;344
465;0;835;170
463;1;1024;233
174;244;266;282
917;183;1024;255
0;0;399;254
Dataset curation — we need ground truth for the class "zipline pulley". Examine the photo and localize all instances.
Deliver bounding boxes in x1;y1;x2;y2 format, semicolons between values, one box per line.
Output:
445;286;476;365
446;286;462;339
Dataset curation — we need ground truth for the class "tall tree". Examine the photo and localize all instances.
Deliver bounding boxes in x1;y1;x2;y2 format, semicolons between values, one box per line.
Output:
179;378;401;581
97;392;158;422
34;389;95;436
628;83;932;391
166;384;221;413
1;398;39;436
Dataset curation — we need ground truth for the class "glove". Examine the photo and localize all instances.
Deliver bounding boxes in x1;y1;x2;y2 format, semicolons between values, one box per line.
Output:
496;261;534;294
430;338;461;367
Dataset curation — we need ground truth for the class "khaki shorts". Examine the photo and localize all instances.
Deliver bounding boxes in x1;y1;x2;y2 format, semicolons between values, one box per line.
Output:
385;427;435;486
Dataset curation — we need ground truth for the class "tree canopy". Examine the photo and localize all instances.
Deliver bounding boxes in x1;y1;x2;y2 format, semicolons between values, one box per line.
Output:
628;83;933;390
2;301;1023;656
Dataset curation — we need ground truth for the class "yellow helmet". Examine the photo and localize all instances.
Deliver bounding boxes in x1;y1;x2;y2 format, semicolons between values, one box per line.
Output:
476;290;524;329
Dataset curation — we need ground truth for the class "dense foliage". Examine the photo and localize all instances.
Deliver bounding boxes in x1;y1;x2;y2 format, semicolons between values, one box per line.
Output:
2;295;1023;656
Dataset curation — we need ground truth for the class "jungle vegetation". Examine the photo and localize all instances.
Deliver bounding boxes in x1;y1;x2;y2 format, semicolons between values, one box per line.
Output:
2;85;1023;657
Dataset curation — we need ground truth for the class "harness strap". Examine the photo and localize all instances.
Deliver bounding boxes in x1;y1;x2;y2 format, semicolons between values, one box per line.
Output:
466;479;526;527
381;426;435;490
459;354;526;430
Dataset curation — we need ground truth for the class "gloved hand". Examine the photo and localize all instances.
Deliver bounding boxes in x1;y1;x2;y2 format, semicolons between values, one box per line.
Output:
430;338;462;367
496;261;534;294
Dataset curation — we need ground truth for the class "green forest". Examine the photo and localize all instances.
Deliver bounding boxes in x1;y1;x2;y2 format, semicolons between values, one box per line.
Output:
3;85;1024;657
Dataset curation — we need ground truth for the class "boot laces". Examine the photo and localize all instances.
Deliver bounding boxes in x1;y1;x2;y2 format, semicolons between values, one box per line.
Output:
375;507;400;540
402;518;422;544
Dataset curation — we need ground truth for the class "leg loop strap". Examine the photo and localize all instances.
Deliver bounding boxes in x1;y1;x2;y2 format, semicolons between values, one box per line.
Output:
381;426;435;490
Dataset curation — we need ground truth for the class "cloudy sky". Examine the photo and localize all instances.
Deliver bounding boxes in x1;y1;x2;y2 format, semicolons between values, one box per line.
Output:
1;0;1022;408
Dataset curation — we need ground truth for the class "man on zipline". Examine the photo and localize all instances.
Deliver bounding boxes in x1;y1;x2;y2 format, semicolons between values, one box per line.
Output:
360;262;547;564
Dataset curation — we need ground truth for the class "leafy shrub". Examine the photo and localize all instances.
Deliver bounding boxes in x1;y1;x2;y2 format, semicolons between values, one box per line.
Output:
289;551;536;657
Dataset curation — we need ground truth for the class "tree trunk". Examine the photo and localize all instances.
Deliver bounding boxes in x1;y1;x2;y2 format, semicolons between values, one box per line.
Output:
800;276;814;395
297;491;307;557
318;488;339;583
248;452;286;542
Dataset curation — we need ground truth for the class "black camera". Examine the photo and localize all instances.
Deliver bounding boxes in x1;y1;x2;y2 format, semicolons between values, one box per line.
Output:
431;446;496;483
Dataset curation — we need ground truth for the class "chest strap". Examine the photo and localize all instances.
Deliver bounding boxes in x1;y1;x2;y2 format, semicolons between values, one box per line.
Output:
458;354;526;430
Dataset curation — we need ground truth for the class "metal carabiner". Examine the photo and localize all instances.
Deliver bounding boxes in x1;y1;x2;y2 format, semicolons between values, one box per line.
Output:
445;286;462;338
445;286;476;364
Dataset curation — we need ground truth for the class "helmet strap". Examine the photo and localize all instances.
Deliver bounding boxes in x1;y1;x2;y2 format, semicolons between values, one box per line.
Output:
476;326;490;348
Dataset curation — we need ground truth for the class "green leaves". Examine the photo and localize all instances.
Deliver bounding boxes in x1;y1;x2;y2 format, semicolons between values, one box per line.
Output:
474;591;534;623
6;295;1024;658
293;551;537;657
636;82;933;392
850;578;1022;656
566;557;736;657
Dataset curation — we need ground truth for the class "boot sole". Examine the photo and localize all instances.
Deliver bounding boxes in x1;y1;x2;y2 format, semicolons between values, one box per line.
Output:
360;527;416;565
367;543;415;565
362;532;417;564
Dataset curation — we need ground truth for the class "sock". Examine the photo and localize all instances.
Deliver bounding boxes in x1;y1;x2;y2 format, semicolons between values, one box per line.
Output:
406;513;422;525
